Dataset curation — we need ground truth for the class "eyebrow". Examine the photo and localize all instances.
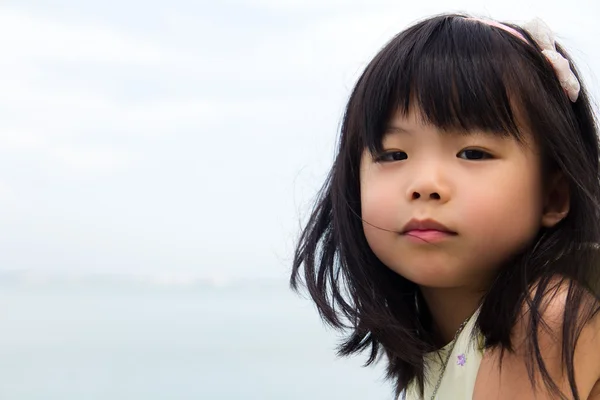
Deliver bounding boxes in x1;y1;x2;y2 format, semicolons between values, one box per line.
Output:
384;125;413;135
385;124;509;138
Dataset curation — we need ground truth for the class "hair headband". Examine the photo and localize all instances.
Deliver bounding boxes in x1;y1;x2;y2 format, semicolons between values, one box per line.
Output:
466;17;581;102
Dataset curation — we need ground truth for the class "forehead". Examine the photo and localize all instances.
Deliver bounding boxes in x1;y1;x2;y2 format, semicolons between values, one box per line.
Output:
371;109;542;167
361;108;541;170
383;106;527;140
353;16;543;155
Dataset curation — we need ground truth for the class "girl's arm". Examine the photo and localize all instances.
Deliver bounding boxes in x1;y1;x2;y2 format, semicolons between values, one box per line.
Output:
474;287;600;399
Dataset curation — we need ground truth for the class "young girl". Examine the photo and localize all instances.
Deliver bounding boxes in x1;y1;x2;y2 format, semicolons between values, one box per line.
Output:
291;14;600;400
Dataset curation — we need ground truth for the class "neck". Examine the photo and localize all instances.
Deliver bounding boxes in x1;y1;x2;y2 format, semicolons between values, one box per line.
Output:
419;286;484;346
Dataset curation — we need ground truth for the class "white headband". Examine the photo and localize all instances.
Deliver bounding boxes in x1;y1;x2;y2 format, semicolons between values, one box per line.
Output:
467;17;581;102
522;19;580;102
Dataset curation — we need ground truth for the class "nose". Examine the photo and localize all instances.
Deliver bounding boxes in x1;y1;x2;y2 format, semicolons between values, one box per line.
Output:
406;167;450;203
411;190;441;200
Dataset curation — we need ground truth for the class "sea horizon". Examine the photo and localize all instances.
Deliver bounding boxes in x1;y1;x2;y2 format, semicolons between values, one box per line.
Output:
0;269;394;399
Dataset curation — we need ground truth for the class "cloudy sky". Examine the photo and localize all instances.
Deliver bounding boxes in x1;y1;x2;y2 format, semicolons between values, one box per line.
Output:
1;0;598;282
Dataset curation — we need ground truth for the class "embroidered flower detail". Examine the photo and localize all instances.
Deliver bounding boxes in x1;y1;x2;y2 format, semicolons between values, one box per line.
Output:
457;353;466;366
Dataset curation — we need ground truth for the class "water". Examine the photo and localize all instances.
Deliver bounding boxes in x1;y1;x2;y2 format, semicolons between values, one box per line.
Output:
0;281;393;399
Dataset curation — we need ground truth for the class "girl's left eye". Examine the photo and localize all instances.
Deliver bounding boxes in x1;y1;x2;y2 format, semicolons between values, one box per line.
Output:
457;149;493;160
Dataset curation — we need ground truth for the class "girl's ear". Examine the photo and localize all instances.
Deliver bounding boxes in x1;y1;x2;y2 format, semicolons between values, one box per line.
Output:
541;172;570;228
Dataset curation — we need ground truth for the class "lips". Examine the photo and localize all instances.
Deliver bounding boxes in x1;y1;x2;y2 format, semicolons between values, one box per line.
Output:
401;219;456;243
401;218;456;235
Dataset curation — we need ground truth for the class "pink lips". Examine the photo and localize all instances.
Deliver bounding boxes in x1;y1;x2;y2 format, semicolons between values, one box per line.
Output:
402;219;456;243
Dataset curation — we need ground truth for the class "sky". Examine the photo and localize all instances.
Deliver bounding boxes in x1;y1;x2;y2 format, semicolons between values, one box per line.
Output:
1;0;599;283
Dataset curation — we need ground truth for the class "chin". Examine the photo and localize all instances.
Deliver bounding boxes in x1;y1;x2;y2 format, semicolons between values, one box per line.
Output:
387;264;465;288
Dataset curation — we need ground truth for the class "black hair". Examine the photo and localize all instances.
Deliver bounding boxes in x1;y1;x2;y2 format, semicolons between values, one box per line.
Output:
290;13;600;399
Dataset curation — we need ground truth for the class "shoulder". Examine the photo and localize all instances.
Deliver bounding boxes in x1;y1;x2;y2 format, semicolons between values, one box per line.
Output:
474;277;600;399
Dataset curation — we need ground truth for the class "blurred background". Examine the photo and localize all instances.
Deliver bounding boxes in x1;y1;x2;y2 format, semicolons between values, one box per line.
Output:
0;0;598;399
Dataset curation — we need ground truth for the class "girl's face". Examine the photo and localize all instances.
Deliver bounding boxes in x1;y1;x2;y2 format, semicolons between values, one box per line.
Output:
360;108;546;290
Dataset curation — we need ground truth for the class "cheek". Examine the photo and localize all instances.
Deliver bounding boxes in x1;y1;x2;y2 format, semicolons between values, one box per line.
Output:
360;165;403;265
360;164;403;232
361;187;400;230
460;162;544;247
360;165;402;259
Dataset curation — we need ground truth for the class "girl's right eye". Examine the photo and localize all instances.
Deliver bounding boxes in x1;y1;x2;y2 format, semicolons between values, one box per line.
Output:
376;151;408;162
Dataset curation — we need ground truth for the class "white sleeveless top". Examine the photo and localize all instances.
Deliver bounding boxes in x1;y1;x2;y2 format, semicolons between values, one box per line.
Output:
404;310;484;399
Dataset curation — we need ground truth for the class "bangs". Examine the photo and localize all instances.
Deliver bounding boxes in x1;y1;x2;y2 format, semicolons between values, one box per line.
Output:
358;15;536;154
